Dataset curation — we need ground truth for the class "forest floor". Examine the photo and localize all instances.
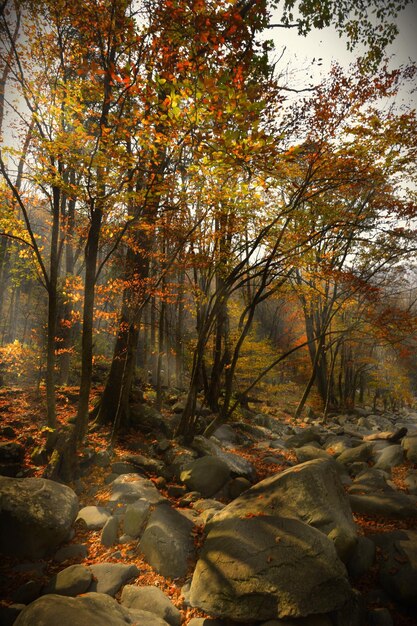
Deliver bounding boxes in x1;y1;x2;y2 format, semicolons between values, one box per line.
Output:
0;384;416;625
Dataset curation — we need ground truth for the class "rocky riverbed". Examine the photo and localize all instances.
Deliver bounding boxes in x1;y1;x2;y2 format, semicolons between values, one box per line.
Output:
1;402;417;625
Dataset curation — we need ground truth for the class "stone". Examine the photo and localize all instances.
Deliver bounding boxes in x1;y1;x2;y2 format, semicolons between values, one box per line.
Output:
210;458;357;562
123;499;151;538
192;436;256;481
189;515;352;621
43;564;93;596
88;563;139;596
0;441;25;476
121;585;181;626
139;503;195;578
367;608;394;626
402;434;417;463
284;428;322;448
180;456;230;497
336;443;373;466
54;543;88;562
100;515;119;547
125;608;170;625
121;453;165;476
13;593;134;626
374;529;417;606
348;492;417;519
346;536;375;579
404;470;417;494
0;476;79;558
111;461;138;474
212;424;239;445
294;445;331;463
228;476;251;499
188;617;224;626
0;604;25;626
109;473;166;505
373;445;404;471
75;506;111;530
12;580;43;605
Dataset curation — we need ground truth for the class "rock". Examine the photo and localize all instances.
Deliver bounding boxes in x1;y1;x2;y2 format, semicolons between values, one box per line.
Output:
0;476;78;558
0;441;25;476
374;529;417;606
121;585;181;626
336;443;373;466
294;445;331;463
284;428;322;448
88;563;139;596
13;593;134;626
111;461;138;474
125;608;170;625
212;424;239;445
180;456;230;497
189;515;352;621
139;504;195;578
94;450;112;467
363;427;407;443
12;580;43;605
43;564;93;596
130;404;169;435
228;476;251;499
402;434;417;463
123;499;151;538
210;458;357;562
120;453;165;476
109;473;166;505
348;471;417;520
75;506;111;530
192;436;256;481
188;617;224;626
346;536;375;578
404;470;417;494
54;543;88;562
367;608;394;626
373;445;404;471
100;516;119;547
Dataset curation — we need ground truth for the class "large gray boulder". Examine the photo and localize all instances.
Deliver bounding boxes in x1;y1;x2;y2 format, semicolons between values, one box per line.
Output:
88;563;139;596
373;530;417;606
192;436;256;481
14;593;133;626
348;469;417;520
109;473;166;505
189;515;352;621
121;585;181;626
180;456;230;497
210;458;357;562
0;476;79;558
402;433;417;463
138;504;195;577
43;564;92;596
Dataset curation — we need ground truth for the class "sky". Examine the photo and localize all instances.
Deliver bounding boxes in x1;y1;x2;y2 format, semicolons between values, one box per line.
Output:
266;1;417;105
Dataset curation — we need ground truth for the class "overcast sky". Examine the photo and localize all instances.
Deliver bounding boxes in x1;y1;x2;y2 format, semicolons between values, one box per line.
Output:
267;1;417;104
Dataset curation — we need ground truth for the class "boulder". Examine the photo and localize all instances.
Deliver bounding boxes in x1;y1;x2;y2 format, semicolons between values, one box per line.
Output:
123;499;151;538
180;456;230;497
54;543;88;562
210;458;357;562
373;530;417;606
14;593;133;626
373;445;404;471
346;536;375;579
0;476;78;558
125;609;170;625
189;515;352;621
121;585;181;626
294;445;331;464
88;563;139;596
284;428;322;448
0;441;25;476
109;473;166;505
76;506;111;530
192;436;256;481
402;434;417;463
100;516;119;547
138;503;195;578
42;564;92;596
336;443;373;466
348;469;417;519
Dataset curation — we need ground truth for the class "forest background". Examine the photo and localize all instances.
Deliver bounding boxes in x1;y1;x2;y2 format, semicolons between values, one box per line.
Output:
1;0;417;481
